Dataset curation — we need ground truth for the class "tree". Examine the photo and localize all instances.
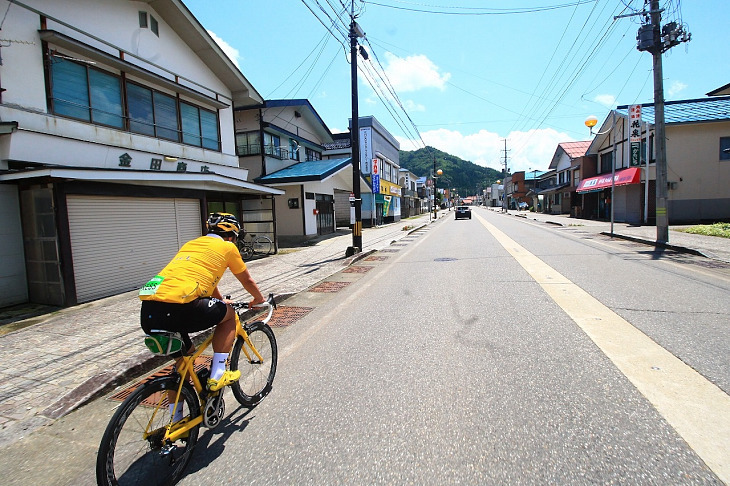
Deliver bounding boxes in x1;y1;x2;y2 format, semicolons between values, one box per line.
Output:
399;147;502;195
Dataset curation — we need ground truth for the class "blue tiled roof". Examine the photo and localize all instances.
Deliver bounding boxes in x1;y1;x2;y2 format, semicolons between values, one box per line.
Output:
256;158;351;184
617;96;730;125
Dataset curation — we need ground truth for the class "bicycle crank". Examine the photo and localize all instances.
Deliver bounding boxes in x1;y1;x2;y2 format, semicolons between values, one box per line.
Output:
203;393;225;428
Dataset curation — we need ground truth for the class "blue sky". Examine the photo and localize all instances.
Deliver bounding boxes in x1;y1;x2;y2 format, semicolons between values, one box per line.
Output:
184;0;728;173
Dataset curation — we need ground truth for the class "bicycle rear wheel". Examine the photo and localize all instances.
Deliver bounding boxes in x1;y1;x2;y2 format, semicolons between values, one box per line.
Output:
237;239;253;260
96;376;200;486
252;235;273;255
230;321;278;407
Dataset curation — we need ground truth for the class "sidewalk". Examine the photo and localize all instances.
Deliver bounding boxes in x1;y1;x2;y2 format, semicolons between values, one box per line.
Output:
0;213;436;447
493;208;730;264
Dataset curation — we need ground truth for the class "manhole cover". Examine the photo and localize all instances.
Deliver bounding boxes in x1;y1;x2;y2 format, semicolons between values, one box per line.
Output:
364;256;389;261
343;265;374;273
434;257;457;262
390;243;408;247
379;249;399;253
308;281;351;293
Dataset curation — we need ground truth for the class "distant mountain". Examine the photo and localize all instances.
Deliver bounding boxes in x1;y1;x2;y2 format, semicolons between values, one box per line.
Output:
399;146;503;195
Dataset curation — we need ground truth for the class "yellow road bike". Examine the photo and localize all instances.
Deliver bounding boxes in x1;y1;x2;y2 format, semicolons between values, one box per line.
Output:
96;294;277;486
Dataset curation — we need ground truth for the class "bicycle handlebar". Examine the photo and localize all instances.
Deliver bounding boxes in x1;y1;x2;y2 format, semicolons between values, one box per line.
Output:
229;293;276;324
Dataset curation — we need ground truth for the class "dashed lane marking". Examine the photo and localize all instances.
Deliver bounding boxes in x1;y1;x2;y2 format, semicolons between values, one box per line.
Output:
476;213;730;484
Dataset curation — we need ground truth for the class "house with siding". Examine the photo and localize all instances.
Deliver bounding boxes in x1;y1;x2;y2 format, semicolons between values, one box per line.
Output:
235;99;369;240
0;0;281;307
581;95;730;224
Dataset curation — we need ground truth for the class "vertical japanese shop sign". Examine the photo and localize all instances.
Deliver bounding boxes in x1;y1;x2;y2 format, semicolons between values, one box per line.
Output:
629;105;642;166
371;157;380;193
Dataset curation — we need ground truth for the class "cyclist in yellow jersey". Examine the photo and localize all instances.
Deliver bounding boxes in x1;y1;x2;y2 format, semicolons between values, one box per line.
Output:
140;212;265;391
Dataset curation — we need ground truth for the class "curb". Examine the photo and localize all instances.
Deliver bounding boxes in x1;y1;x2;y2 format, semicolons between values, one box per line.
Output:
599;231;712;259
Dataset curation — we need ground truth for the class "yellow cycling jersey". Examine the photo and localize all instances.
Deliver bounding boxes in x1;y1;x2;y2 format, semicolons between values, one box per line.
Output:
139;235;247;304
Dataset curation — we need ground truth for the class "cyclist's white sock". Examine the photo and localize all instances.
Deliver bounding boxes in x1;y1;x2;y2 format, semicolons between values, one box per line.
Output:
169;403;184;421
210;352;228;381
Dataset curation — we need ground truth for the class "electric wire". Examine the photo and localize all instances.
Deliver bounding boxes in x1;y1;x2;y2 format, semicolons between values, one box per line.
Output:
361;0;597;15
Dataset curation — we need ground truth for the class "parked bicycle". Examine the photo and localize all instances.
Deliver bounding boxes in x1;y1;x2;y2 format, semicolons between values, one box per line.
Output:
96;294;278;486
237;232;274;260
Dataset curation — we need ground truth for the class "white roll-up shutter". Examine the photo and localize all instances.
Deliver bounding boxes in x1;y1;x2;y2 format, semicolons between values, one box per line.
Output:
67;196;201;303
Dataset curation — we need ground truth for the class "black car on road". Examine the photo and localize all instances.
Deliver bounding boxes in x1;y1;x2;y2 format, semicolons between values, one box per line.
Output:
455;206;471;219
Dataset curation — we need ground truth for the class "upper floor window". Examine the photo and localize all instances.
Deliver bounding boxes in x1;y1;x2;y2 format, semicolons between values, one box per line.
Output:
235;131;260;156
263;133;287;159
139;12;159;36
289;139;300;161
305;147;321;161
51;58;124;128
49;56;220;151
600;151;613;174
720;137;730;161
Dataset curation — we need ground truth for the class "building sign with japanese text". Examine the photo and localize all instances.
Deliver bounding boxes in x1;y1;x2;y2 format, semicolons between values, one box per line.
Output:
629;104;642;166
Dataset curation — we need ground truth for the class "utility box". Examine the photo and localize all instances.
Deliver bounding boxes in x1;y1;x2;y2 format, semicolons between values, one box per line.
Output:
637;24;655;51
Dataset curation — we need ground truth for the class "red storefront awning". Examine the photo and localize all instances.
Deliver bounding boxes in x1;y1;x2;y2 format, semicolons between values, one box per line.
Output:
576;167;641;193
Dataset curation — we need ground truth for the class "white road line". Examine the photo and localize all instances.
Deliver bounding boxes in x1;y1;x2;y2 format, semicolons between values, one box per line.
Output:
477;213;730;484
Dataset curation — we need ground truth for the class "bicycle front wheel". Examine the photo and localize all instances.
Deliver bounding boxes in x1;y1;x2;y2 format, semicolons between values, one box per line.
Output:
230;321;278;407
96;376;200;486
252;235;273;255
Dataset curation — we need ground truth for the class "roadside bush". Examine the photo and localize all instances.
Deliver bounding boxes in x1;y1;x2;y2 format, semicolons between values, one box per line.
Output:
677;223;730;239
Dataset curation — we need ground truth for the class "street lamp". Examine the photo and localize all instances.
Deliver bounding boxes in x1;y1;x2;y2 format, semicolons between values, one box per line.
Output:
585;115;598;134
585;113;617;236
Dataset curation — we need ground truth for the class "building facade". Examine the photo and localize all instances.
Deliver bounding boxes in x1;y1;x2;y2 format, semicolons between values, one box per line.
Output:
0;0;281;307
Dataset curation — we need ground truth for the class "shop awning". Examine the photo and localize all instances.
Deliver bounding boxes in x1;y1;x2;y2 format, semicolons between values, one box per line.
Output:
576;167;641;193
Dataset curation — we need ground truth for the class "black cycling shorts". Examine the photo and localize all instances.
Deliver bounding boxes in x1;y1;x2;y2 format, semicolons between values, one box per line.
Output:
140;298;228;334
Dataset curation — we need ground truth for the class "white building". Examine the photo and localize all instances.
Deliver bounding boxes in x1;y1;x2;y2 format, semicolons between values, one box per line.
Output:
0;0;281;307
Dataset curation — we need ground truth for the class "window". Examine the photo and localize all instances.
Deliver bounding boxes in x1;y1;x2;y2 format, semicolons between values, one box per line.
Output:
640;135;655;164
305;147;321;161
50;57;123;128
600;151;613;174
236;131;260;156
127;83;154;136
128;83;179;140
720;137;730;161
139;11;148;28
289;139;299;161
153;91;178;141
49;55;219;150
180;102;219;149
264;133;283;159
150;15;159;36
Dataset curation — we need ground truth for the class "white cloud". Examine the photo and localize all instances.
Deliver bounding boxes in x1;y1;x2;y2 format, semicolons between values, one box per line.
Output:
403;99;426;112
397;127;575;174
382;52;450;92
594;94;616;108
208;30;241;69
667;80;688;97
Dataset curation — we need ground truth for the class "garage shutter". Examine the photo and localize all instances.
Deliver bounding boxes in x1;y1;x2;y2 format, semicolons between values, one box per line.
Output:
67;196;201;303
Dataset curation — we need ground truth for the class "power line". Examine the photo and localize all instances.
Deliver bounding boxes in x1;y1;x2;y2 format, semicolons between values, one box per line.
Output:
361;0;597;15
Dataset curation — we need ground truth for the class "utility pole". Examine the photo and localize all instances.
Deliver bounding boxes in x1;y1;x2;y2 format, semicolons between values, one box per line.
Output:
636;0;690;243
501;138;510;178
347;2;365;256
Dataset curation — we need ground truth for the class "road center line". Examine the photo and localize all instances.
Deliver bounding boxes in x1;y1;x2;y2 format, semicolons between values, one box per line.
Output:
476;213;730;483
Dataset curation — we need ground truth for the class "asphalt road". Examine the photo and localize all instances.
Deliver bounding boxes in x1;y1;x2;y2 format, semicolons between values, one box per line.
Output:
3;207;728;485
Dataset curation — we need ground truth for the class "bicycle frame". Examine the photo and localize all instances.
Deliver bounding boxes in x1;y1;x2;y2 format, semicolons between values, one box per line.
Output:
150;302;273;443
